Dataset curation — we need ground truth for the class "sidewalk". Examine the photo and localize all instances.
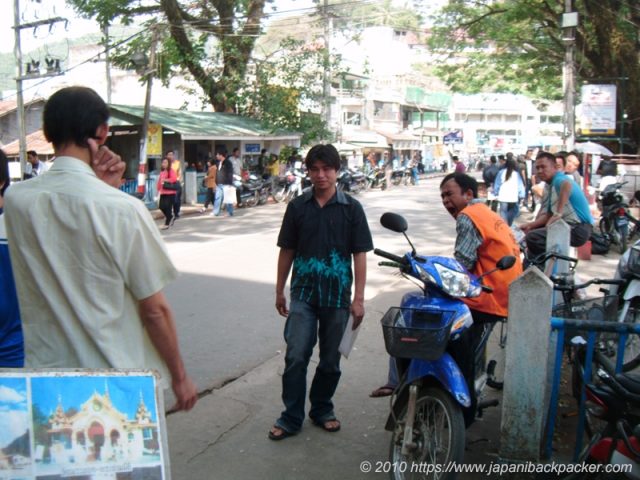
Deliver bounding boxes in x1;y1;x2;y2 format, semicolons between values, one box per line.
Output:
164;246;622;479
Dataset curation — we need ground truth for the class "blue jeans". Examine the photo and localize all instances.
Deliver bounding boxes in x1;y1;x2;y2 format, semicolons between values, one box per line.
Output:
275;300;349;433
499;202;519;226
213;185;233;216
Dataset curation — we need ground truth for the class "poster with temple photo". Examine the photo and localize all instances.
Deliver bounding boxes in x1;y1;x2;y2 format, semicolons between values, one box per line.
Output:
0;370;168;480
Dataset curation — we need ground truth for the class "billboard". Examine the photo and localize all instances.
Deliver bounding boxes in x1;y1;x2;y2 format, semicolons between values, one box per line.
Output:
147;123;163;157
578;84;617;135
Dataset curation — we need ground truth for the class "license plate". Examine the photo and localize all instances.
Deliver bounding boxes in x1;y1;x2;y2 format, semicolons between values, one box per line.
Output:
616;216;629;227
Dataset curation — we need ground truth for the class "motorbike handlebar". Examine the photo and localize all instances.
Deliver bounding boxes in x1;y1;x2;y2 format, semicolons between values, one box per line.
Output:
553;277;624;292
374;248;407;265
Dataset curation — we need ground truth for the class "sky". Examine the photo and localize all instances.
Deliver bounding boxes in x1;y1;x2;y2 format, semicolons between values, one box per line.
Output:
31;374;158;424
0;377;28;449
2;0;318;54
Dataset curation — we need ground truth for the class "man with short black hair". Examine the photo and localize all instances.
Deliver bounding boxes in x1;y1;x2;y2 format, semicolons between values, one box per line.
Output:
5;86;197;412
23;150;48;179
520;151;593;257
270;143;373;440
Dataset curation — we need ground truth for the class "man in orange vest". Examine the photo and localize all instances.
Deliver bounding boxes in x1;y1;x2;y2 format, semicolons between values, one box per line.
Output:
371;173;523;423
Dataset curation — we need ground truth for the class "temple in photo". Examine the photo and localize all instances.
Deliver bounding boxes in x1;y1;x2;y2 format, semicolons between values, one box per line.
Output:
40;386;159;466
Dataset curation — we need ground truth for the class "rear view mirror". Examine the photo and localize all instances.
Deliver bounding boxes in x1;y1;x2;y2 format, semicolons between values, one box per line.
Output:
380;212;408;233
496;256;516;270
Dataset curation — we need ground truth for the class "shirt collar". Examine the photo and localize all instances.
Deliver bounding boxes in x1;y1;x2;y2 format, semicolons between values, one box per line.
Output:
302;187;349;205
49;156;98;178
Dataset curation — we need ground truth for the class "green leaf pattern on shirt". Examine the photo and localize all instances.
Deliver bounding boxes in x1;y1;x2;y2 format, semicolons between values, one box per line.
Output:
292;249;351;306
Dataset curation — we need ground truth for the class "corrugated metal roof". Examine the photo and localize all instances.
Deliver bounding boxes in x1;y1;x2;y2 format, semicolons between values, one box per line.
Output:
3;130;53;156
0;98;45;118
109;104;301;140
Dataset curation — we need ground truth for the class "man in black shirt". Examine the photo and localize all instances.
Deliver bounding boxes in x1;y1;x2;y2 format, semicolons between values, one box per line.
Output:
270;144;373;440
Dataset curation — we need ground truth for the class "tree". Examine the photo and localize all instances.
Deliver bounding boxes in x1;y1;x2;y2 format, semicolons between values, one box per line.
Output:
241;37;336;144
68;0;270;113
428;0;640;151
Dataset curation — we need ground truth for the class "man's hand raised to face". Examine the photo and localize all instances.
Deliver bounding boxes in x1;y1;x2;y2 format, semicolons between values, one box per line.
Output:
88;138;126;188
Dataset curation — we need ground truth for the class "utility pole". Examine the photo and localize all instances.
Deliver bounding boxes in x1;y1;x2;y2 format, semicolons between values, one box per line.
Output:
322;0;332;133
137;24;159;197
561;1;577;150
13;0;66;177
103;23;112;104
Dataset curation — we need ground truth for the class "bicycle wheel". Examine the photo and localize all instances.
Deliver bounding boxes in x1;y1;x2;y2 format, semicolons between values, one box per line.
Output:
389;387;465;480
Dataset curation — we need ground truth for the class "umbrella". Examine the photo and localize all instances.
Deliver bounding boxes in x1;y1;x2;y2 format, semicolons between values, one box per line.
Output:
573;141;614;156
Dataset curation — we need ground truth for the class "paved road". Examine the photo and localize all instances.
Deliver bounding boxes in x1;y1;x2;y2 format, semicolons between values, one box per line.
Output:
159;178;457;404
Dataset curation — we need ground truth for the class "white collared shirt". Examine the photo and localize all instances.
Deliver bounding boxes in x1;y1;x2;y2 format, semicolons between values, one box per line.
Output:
5;156;177;381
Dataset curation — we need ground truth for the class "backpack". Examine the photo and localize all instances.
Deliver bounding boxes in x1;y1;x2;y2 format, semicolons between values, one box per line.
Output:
590;232;611;255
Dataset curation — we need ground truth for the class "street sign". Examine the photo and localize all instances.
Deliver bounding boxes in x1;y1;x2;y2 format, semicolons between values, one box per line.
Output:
578;84;617;135
443;130;463;144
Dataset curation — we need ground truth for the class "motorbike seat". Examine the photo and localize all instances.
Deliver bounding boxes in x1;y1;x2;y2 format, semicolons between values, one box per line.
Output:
615;372;640;395
588;384;627;411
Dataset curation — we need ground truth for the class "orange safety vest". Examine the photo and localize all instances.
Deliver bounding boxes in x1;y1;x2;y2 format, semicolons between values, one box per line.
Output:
459;203;523;317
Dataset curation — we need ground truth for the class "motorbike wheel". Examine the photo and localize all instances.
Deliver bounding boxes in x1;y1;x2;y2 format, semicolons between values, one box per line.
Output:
619;231;628;254
273;186;286;203
245;192;259;208
614;303;640;371
388;387;465;480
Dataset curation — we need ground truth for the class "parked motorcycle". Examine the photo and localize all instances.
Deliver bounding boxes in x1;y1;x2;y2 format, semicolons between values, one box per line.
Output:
568;366;640;479
374;212;515;478
233;174;260;208
599;182;640;254
607;242;640;370
337;167;367;194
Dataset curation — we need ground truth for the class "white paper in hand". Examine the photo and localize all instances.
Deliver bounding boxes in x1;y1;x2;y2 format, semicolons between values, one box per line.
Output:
339;316;361;358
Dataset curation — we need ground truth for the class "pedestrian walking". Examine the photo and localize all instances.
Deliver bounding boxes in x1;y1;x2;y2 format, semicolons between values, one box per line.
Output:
493;158;525;226
269;143;373;440
200;159;217;214
157;157;178;229
167;150;182;220
213;149;235;217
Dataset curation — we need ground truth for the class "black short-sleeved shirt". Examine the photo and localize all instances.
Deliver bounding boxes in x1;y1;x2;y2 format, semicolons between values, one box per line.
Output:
277;188;373;308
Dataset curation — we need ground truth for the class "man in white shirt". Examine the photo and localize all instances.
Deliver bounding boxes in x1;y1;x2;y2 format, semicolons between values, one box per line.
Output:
5;86;197;412
230;147;243;176
22;150;49;179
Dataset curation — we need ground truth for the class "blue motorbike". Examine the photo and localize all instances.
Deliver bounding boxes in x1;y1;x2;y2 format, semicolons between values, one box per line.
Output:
374;212;515;477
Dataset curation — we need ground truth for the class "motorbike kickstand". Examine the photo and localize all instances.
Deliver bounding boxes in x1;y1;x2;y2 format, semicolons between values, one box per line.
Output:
401;385;418;456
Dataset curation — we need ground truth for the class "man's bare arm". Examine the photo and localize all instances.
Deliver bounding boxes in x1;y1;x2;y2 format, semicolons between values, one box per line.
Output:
276;248;295;317
351;252;367;329
139;291;198;412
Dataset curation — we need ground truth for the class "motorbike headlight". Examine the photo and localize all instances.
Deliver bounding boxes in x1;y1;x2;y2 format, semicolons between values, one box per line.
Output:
434;263;481;297
415;264;436;284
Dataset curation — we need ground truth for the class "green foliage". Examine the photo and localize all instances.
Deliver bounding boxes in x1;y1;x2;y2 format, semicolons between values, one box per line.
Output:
428;0;640;150
236;36;336;146
68;0;269;113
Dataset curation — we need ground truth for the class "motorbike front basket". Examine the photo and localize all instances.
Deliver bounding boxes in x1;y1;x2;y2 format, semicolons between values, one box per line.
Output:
381;307;455;361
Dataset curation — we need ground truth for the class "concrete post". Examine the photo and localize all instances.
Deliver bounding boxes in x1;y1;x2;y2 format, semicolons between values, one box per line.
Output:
545;219;571;279
185;171;197;205
499;267;553;461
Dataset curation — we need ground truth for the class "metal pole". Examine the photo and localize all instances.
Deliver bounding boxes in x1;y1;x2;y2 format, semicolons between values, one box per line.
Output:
322;0;332;132
103;23;112;104
562;0;576;151
13;0;27;177
137;25;159;196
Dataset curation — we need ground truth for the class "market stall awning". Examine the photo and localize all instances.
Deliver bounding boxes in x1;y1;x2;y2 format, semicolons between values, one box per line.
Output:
344;131;390;149
109;104;302;142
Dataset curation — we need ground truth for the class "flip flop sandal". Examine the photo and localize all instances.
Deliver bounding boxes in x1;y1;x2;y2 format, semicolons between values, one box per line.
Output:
268;426;294;441
369;385;394;398
312;419;341;433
